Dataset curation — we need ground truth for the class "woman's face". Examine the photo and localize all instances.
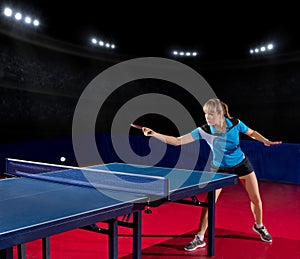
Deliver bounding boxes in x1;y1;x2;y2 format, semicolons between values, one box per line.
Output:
204;110;222;126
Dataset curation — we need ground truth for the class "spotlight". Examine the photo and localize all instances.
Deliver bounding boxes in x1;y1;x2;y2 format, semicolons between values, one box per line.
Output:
4;7;13;17
24;16;32;24
15;12;22;20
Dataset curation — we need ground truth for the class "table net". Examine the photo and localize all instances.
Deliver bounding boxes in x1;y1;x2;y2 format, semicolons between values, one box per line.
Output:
6;158;169;198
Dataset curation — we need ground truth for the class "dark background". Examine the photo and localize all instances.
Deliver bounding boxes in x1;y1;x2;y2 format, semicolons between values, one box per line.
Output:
0;2;299;144
2;1;299;59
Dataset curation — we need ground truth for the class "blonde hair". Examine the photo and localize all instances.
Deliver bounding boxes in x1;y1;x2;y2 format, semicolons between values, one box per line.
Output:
203;98;232;118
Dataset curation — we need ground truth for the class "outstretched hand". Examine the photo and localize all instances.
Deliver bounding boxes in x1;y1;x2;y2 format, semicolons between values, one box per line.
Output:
264;140;282;146
142;127;154;137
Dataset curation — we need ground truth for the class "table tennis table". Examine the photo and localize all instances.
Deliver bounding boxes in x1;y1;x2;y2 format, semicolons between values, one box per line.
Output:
0;159;237;259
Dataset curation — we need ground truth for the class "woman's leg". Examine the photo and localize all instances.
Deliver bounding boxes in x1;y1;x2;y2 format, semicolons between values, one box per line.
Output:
184;188;223;251
239;171;262;225
197;188;223;235
239;171;272;242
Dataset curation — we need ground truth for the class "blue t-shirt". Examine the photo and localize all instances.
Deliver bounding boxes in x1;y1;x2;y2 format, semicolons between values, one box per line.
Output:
190;118;249;168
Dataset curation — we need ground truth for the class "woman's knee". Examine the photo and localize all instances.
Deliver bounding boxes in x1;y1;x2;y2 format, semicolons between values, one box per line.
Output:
250;195;262;206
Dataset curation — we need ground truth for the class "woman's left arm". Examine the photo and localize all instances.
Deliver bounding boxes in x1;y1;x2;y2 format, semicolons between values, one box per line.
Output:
245;128;282;146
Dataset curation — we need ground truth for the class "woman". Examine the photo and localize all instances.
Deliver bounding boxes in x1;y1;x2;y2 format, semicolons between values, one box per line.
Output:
142;98;281;251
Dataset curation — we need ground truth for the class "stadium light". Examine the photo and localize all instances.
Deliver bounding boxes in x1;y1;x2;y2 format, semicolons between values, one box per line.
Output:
250;42;275;55
24;16;31;24
2;6;40;28
15;12;22;20
3;7;12;17
172;49;198;58
33;19;39;26
90;36;116;50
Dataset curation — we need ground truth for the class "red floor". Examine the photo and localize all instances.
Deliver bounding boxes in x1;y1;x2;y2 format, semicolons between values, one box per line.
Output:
14;181;300;259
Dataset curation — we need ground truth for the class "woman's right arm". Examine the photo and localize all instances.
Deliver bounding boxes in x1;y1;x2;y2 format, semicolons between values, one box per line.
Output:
142;127;195;146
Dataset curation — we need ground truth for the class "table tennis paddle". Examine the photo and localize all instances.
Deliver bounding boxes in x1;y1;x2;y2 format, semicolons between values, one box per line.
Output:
130;123;143;130
131;123;153;135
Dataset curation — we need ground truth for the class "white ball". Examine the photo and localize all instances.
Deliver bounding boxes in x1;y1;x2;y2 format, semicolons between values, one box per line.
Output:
60;157;66;162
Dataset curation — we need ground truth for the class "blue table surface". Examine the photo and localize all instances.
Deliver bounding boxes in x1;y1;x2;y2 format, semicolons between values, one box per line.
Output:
0;176;144;235
0;163;236;235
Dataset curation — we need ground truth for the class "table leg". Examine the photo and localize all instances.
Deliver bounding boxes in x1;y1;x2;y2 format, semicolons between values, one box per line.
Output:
42;237;50;259
17;244;26;259
108;218;118;259
207;190;216;257
132;210;142;259
0;247;13;259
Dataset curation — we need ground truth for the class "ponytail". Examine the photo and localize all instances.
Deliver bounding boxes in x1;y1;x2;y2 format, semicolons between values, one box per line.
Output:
221;101;232;118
